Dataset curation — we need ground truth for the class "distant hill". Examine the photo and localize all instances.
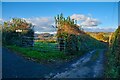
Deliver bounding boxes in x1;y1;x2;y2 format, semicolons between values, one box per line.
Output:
86;32;113;42
34;33;56;41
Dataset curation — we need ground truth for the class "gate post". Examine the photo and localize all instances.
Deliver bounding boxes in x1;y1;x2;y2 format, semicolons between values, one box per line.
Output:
58;38;65;51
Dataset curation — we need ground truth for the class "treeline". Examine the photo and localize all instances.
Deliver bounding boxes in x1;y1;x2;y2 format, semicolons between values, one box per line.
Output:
2;18;34;47
106;26;120;78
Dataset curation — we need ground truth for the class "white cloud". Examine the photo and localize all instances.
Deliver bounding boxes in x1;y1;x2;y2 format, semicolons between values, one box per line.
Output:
23;17;55;32
70;14;101;27
23;15;101;33
81;17;101;27
83;27;116;32
70;14;87;21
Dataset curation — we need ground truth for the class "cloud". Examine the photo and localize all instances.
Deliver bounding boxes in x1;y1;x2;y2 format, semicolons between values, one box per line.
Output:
70;14;87;21
70;14;101;27
80;17;101;27
0;18;4;24
83;27;116;32
23;14;101;33
23;17;55;32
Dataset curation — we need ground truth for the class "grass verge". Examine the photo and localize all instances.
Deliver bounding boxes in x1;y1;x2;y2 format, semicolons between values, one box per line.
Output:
6;43;84;64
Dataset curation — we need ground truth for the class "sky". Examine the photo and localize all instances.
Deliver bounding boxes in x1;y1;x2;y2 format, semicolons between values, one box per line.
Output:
2;0;120;2
2;2;118;33
118;2;120;26
0;2;2;21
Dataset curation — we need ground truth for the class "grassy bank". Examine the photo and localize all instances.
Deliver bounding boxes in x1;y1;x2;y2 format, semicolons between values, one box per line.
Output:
6;42;84;64
105;26;120;78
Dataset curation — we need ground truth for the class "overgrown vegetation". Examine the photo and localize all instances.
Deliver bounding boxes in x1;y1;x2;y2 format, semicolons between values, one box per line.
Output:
55;13;107;55
2;18;34;46
105;26;120;78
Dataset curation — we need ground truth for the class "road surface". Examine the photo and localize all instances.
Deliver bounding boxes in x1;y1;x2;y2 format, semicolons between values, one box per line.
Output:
2;47;106;78
52;49;106;78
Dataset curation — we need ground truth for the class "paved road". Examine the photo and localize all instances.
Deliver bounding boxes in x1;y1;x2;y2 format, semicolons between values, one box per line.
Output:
2;47;106;78
52;49;106;78
2;48;55;78
2;47;78;78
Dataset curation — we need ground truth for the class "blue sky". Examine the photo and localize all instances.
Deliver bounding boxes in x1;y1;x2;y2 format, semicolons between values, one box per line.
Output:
0;2;2;19
2;2;118;32
118;2;120;26
2;0;120;2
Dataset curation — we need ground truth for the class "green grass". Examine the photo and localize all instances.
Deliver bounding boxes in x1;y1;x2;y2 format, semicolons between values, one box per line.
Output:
34;42;58;52
6;42;82;63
